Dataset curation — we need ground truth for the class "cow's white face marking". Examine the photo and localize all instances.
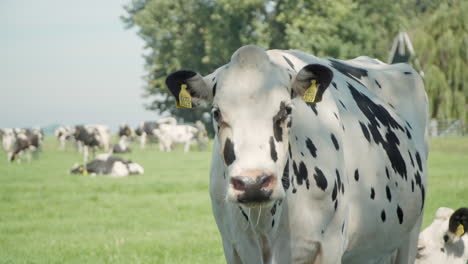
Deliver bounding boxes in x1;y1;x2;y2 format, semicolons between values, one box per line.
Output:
166;45;333;207
210;47;293;206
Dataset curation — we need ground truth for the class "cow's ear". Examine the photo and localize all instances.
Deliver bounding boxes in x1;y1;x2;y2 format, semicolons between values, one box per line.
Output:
291;64;333;103
165;70;211;108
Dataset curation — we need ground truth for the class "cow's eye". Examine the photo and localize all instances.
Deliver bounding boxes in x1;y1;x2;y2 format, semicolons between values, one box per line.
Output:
212;108;221;122
285;105;293;115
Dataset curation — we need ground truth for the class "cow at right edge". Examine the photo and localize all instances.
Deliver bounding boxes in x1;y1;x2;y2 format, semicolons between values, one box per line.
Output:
166;45;429;264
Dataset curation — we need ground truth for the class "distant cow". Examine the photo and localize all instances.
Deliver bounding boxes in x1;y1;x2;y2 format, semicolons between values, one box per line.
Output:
54;126;73;150
118;124;134;138
416;207;468;264
7;128;42;162
73;125;111;163
112;135;131;153
154;120;209;152
70;154;144;177
135;117;177;149
1;128;16;153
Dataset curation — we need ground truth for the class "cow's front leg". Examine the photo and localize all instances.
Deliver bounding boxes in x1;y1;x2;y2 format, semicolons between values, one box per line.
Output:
221;240;243;264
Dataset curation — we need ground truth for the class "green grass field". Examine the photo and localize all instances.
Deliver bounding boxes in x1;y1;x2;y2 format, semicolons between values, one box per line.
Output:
0;137;467;263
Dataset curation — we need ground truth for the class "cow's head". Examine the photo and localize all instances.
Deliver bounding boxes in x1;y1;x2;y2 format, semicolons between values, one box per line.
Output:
166;45;333;207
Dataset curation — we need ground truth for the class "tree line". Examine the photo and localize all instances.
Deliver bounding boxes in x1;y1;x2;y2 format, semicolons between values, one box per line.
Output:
122;0;467;131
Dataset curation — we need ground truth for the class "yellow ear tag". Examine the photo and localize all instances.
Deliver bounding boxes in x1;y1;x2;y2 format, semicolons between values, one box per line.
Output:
455;224;464;237
176;84;192;108
303;80;318;103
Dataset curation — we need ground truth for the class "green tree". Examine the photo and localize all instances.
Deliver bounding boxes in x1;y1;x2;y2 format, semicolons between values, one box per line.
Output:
410;0;468;123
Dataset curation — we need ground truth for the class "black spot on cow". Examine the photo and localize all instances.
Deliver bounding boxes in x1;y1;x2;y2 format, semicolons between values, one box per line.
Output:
354;169;360;181
305;138;317;158
408;151;415;167
287;120;292;128
375;80;382;89
282;159;290;191
271;203;277;216
329;59;368;85
415;151;423;172
371;187;375;200
359;122;371;142
403;71;412;75
212;82;217;97
341;222;345;234
273;102;289;142
332;82;337;89
342;124;345;131
405;121;413;130
239;206;249;222
283;56;295;71
223;138;236;166
411;180;414;192
335;169;341;192
307;103;318;115
296;162;309;189
440;248;445;253
288;73;292;80
334;200;338;211
339;100;347;110
334;112;339;120
421;185;425;211
385;167;390;179
314;167;328;191
348;83;407;179
288;144;292;158
381;210;386;222
414;171;422;187
397;205;404;224
332;181;338;201
269;136;278;162
272;219;275;227
405;127;412;139
331;133;339;150
301;152;304;157
386;185;392;202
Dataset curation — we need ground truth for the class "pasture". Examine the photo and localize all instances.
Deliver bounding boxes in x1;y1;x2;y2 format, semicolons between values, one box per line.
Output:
0;137;467;263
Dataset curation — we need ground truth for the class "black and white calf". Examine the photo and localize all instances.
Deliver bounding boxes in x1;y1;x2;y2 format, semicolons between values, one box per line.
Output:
166;45;429;264
73;125;111;163
70;154;144;177
416;207;468;264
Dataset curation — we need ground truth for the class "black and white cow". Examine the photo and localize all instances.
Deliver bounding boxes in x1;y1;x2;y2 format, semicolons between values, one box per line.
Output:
70;154;144;177
7;128;42;162
73;125;111;163
166;45;429;263
54;126;73;150
153;121;208;152
416;207;468;264
135;117;177;149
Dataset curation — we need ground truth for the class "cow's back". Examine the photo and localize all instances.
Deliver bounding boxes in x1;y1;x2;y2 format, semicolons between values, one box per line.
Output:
268;49;429;262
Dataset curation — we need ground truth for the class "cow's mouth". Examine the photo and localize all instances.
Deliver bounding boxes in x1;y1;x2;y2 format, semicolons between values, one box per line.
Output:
237;189;273;206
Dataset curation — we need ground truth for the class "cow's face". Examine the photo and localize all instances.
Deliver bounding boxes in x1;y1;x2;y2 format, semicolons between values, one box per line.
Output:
166;45;332;207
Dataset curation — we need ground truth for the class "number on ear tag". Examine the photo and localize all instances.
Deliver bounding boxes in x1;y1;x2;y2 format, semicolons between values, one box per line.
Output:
177;84;192;108
455;224;464;237
303;80;318;103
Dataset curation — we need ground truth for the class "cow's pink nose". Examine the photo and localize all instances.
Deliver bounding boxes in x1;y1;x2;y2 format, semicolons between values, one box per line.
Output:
231;173;275;203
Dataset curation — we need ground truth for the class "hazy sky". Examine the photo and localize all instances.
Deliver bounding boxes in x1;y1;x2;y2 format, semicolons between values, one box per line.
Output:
0;0;157;130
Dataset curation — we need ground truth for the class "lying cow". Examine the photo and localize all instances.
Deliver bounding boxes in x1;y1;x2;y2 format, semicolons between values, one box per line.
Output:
135;117;177;149
73;124;111;163
416;207;468;264
70;154;144;177
54;126;73;150
7;128;42;162
166;45;428;263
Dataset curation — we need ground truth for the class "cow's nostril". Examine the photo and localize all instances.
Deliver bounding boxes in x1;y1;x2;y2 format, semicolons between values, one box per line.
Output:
231;177;247;191
259;174;274;189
